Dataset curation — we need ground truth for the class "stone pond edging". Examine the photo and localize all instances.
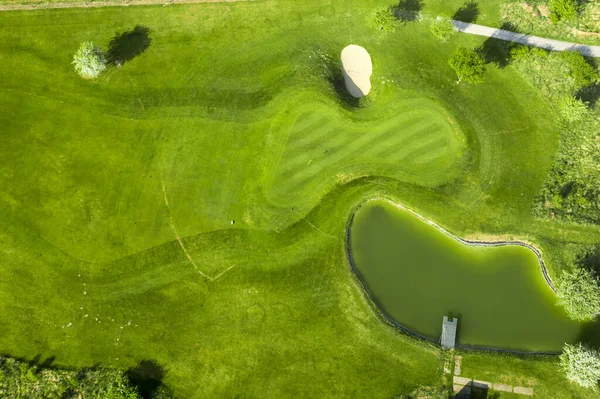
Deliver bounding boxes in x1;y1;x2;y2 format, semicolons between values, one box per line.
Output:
344;197;559;355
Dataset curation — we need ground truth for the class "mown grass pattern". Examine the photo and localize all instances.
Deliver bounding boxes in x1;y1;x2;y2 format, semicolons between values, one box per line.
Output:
269;107;462;204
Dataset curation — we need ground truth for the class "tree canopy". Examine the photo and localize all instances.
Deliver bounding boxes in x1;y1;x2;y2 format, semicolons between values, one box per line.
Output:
549;0;578;22
556;268;600;321
560;343;600;389
73;41;106;79
430;18;455;41
560;51;599;89
448;47;486;84
368;7;396;32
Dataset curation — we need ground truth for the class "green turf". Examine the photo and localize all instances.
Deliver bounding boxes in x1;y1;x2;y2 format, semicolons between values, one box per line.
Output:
267;99;464;205
1;0;600;398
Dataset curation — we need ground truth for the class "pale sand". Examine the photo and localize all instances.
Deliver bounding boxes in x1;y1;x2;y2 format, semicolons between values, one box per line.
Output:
341;44;372;98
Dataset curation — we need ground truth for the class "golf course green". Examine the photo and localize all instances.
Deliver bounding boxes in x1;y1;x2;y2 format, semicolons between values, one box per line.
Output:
1;0;600;397
349;200;600;353
268;100;463;205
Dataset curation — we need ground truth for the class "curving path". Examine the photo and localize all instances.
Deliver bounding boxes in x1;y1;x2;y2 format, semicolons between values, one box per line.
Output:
452;20;600;58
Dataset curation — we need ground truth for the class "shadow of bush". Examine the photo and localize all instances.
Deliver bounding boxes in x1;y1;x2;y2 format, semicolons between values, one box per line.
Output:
108;25;152;66
576;83;600;108
477;22;520;68
393;0;423;23
453;1;480;23
126;359;173;399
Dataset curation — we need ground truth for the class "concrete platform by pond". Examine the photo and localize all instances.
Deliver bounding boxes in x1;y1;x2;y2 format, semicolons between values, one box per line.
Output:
514;386;534;396
453;376;472;386
441;316;458;348
493;383;513;392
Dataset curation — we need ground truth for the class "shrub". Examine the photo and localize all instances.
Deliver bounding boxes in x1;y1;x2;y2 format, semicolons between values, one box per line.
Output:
73;41;106;79
559;96;589;122
430;18;455;41
448;47;486;84
549;0;578;22
556;268;600;321
560;343;600;389
368;7;396;32
0;356;151;398
509;45;531;61
560;51;599;89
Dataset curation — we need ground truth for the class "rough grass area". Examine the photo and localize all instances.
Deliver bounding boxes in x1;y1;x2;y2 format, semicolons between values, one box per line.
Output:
0;0;600;398
500;1;600;46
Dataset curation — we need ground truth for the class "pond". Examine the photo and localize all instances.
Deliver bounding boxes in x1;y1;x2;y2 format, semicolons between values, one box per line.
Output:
348;200;599;352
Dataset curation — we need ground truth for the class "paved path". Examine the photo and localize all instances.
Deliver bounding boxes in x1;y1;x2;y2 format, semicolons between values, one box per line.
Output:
452;20;600;58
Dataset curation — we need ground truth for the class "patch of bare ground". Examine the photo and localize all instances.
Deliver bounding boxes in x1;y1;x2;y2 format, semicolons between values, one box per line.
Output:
571;28;600;39
521;2;539;17
537;4;550;18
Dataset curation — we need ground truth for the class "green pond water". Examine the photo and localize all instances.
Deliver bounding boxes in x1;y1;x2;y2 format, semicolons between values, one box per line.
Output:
349;200;599;352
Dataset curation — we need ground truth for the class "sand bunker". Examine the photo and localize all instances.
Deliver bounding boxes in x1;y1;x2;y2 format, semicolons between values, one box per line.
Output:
341;45;373;98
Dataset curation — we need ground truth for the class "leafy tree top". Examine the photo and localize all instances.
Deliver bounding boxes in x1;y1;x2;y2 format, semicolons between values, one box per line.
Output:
560;51;599;89
448;47;486;84
560;342;600;389
549;0;578;22
73;41;106;79
430;18;455;41
556;268;600;321
368;7;396;33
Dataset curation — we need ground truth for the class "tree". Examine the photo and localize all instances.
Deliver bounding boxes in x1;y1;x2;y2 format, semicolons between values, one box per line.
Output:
560;51;599;89
448;47;486;84
560;343;600;389
430;18;455;41
368;7;396;32
549;0;578;22
73;41;106;79
556;268;600;321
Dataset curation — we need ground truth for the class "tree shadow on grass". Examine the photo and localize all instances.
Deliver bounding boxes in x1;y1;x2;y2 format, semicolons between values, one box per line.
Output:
576;245;600;276
453;1;480;23
573;245;600;350
393;0;423;23
477;22;520;69
107;25;151;66
27;354;57;368
576;83;600;109
126;359;173;399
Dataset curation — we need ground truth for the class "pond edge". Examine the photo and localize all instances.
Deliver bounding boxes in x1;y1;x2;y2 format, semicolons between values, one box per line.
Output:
344;197;559;355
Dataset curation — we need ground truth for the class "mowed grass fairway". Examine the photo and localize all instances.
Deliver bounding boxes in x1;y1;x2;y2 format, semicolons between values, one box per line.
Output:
1;0;600;398
268;100;464;205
